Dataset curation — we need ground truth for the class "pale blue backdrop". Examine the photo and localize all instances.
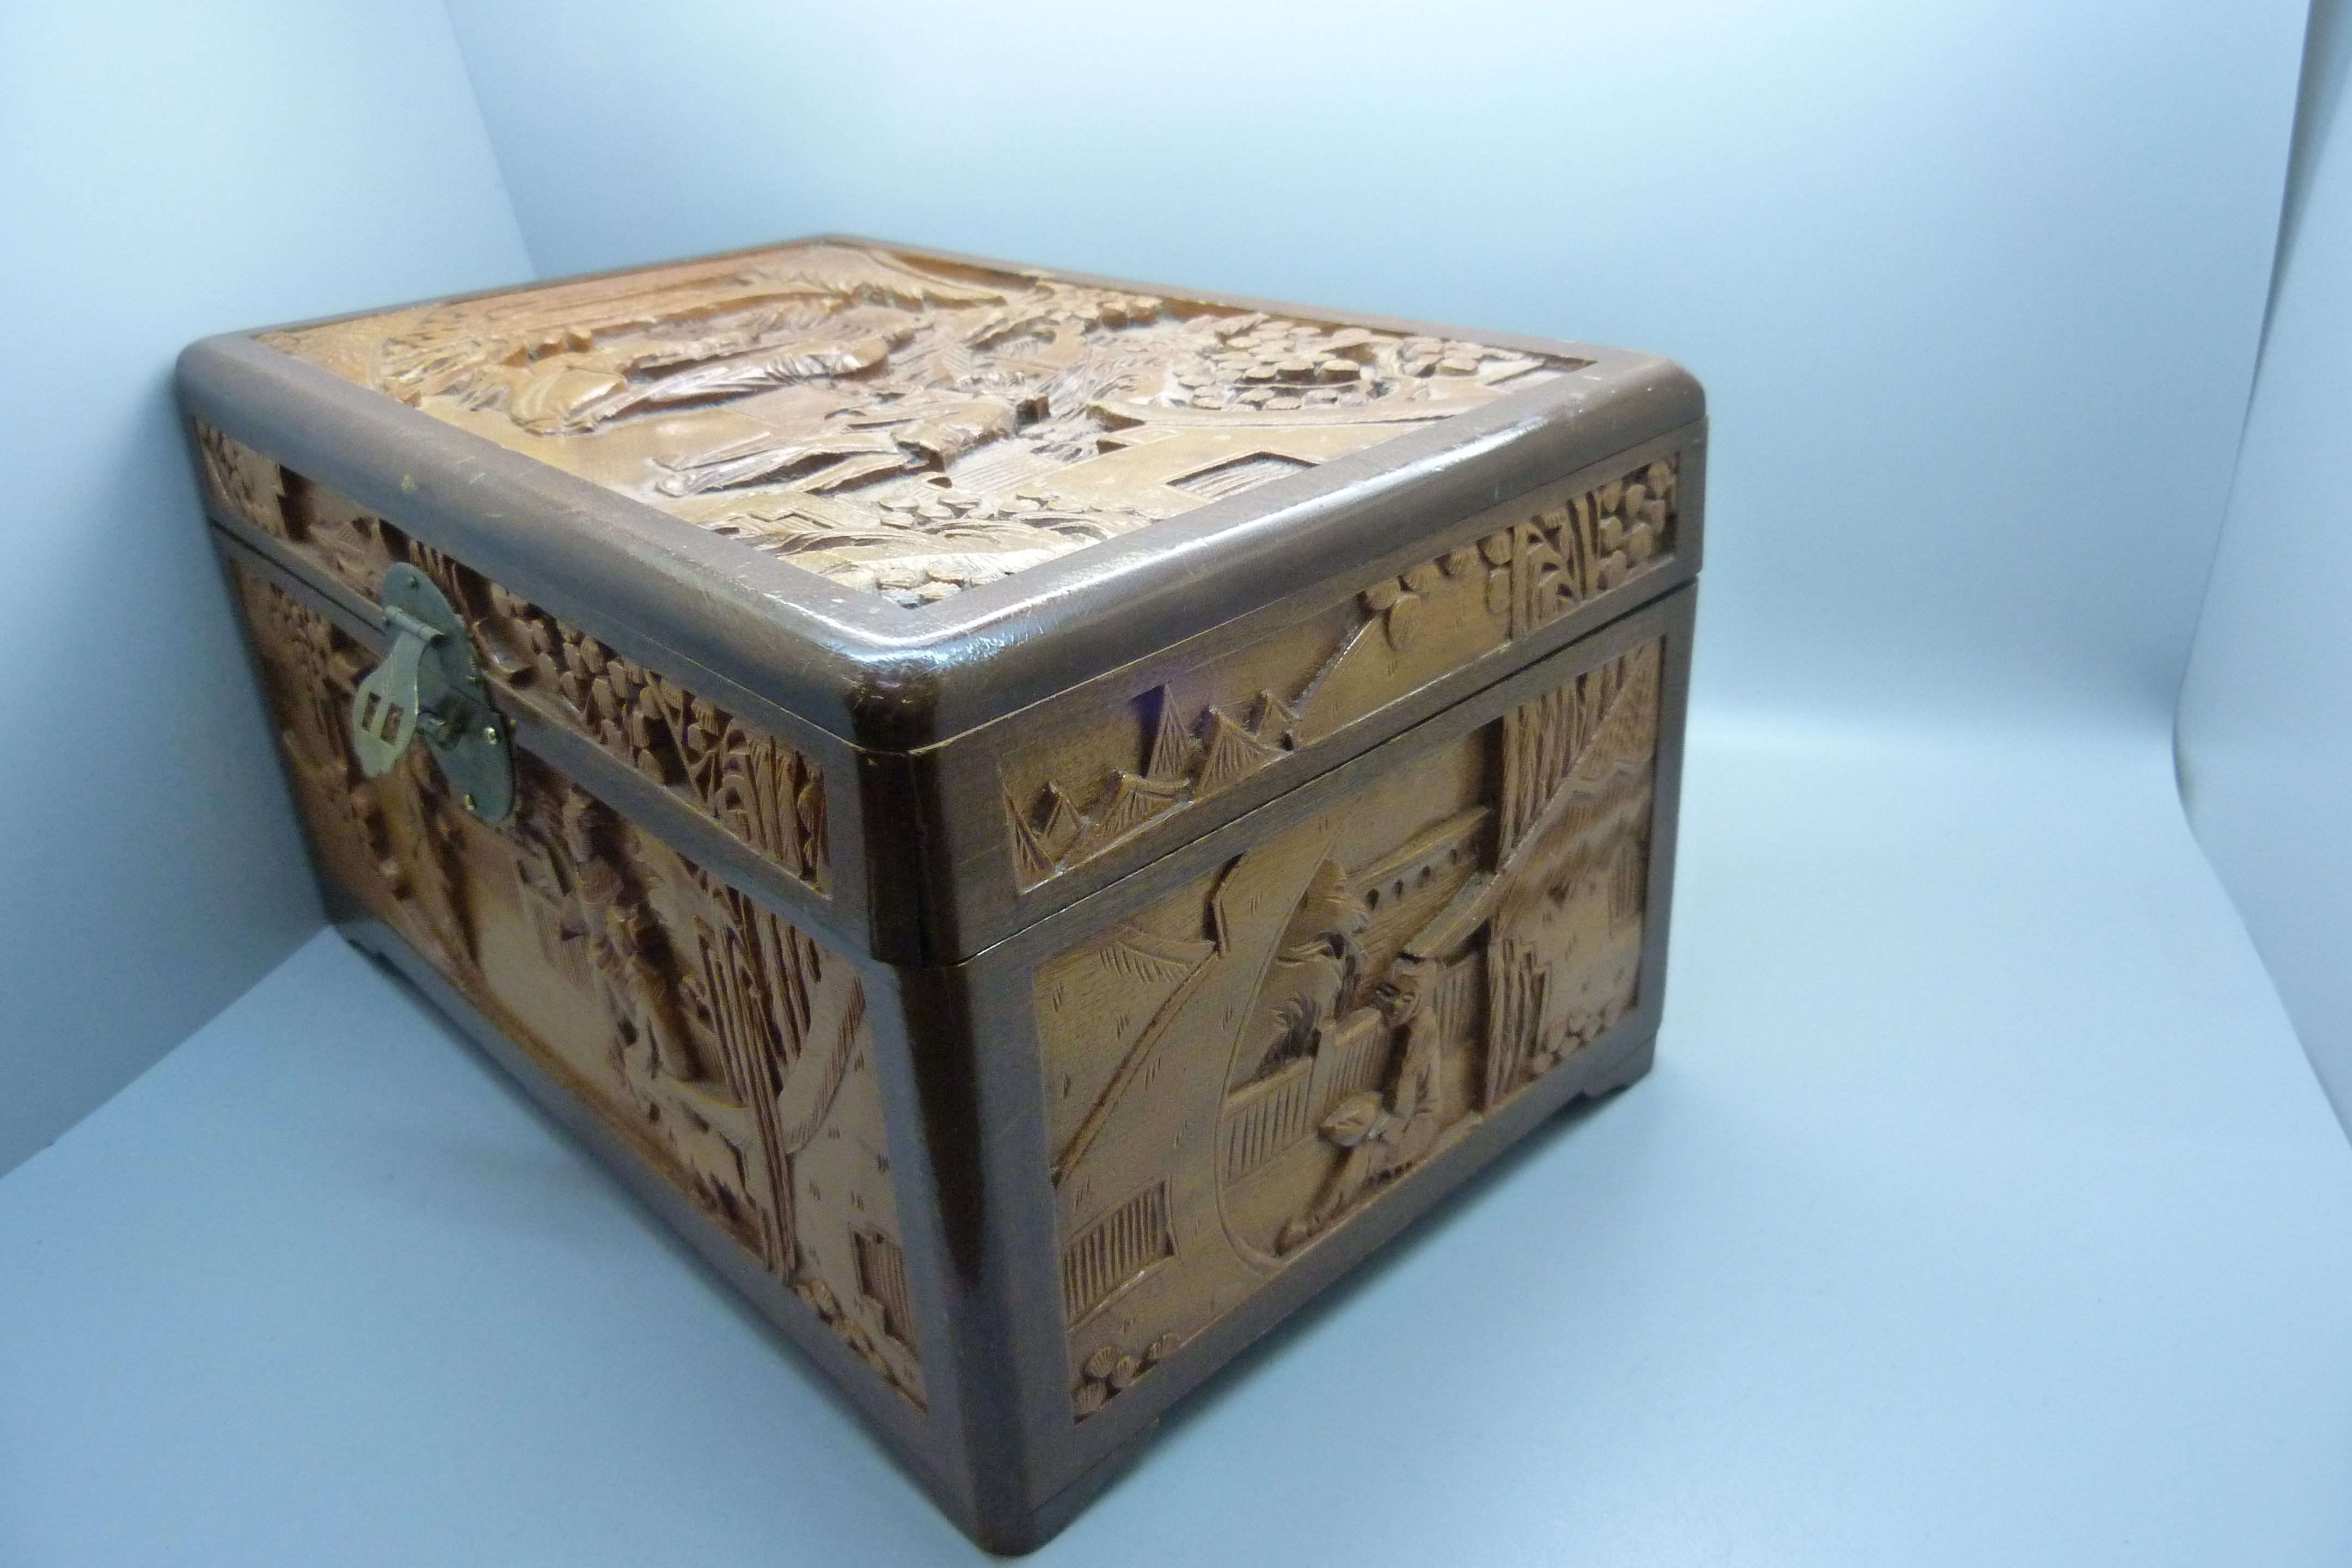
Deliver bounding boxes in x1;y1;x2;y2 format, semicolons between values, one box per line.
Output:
0;0;530;1173
2179;0;2352;1128
6;3;2352;1564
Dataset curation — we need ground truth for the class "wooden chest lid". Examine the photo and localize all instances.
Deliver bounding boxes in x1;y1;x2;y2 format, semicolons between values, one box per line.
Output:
180;237;1701;752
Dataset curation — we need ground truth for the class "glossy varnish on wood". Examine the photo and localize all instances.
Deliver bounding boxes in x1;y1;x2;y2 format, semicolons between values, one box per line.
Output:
183;238;1703;1552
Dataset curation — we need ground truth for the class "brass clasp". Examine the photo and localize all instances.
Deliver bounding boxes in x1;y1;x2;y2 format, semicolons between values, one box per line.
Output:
350;564;514;822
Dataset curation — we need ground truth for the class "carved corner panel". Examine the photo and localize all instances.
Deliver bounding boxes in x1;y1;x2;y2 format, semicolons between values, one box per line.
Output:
1036;637;1662;1419
230;564;918;1404
197;425;827;893
1003;457;1678;890
257;240;1586;607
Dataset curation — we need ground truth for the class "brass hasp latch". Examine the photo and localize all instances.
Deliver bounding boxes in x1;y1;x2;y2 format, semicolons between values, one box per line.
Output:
349;564;514;822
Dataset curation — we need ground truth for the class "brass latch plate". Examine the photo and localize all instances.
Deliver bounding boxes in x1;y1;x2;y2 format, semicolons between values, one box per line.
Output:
350;564;514;822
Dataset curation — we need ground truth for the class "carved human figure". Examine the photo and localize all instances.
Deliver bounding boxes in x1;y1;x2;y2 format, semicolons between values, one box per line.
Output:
1376;961;1448;1169
560;792;704;1084
1234;859;1366;1087
1281;958;1447;1250
602;899;709;1085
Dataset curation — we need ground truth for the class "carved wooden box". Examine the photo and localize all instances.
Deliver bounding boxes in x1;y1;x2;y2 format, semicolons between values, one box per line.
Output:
179;239;1702;1552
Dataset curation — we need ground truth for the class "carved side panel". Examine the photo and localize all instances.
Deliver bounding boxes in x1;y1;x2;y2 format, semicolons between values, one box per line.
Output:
1037;638;1662;1418
230;564;917;1404
196;426;827;892
1001;457;1677;889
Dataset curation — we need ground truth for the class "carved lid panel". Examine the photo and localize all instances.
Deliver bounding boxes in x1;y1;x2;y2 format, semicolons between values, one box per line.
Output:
261;240;1584;609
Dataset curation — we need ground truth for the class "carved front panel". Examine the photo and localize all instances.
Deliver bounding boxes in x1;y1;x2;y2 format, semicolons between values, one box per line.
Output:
1004;457;1677;889
256;240;1585;606
1038;639;1661;1418
198;426;827;894
231;564;918;1404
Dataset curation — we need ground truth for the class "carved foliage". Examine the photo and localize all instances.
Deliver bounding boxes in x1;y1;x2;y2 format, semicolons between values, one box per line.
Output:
194;421;286;534
1036;638;1663;1418
479;581;829;890
195;426;826;892
231;565;916;1404
259;240;1585;605
1004;457;1678;889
